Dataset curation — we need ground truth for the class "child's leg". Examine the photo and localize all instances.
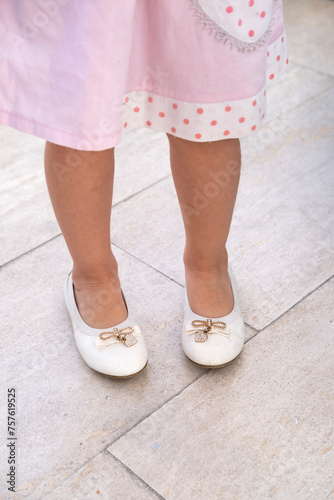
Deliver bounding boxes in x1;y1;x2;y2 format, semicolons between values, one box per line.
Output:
44;142;127;328
166;135;241;318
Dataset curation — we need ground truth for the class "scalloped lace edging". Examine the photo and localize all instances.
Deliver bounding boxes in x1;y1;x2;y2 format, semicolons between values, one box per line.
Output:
191;0;279;53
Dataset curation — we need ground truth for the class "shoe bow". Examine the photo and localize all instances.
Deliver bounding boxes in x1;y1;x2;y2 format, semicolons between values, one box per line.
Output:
94;326;139;349
186;318;229;343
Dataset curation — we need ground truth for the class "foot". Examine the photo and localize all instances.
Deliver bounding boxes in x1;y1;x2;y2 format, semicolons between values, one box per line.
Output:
184;267;234;318
72;278;128;329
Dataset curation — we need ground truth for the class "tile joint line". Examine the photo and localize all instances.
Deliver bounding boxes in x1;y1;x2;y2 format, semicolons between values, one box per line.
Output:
0;173;172;270
107;371;208;449
107;452;166;500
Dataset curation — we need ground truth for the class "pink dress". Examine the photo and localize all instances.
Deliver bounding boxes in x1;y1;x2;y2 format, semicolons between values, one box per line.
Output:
0;0;289;151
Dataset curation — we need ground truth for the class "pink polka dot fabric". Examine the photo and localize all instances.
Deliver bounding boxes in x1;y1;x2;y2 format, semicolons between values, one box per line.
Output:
0;0;289;151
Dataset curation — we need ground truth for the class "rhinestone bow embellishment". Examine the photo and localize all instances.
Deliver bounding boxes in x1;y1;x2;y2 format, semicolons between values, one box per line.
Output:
95;326;138;349
186;319;229;342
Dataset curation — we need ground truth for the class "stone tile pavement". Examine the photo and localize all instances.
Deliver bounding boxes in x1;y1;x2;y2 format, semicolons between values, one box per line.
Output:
1;0;333;498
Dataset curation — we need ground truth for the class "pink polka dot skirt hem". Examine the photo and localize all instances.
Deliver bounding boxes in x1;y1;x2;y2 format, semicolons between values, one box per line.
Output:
0;0;289;151
123;31;289;144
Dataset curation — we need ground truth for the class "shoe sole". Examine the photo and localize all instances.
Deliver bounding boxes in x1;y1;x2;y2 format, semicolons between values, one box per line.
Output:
185;351;242;369
93;360;148;379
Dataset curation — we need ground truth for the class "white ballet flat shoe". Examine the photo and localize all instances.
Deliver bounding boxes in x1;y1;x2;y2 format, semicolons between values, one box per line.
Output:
64;270;148;378
181;267;245;368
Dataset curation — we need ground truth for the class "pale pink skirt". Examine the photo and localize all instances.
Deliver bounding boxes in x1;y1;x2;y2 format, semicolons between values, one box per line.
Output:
0;0;289;151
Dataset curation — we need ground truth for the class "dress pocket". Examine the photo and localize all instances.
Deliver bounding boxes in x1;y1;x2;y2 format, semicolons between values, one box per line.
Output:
192;0;277;51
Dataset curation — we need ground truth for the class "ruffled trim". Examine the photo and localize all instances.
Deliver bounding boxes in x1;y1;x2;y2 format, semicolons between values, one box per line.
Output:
191;0;279;52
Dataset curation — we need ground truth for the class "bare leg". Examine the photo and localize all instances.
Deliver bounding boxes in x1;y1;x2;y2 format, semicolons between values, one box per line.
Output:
166;135;241;317
44;142;127;328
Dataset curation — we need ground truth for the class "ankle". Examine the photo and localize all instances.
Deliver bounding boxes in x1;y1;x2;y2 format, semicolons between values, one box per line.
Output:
72;262;121;291
183;251;229;277
184;268;230;288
